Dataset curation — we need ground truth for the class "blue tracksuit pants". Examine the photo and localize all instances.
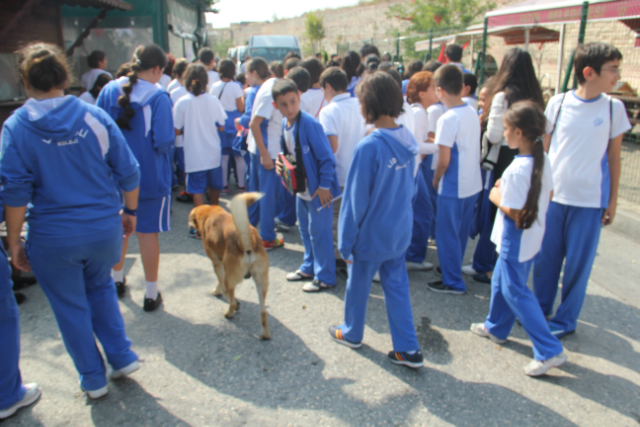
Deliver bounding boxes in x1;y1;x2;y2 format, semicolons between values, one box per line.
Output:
423;161;438;240
436;193;478;291
26;234;138;392
406;162;433;263
471;169;497;273
340;254;420;352
0;249;25;410
297;197;336;285
485;256;564;360
277;186;298;227
248;153;278;242
533;202;603;332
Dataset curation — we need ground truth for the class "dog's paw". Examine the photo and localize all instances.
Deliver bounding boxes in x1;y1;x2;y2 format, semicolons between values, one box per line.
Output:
259;332;271;340
235;300;241;311
224;311;235;319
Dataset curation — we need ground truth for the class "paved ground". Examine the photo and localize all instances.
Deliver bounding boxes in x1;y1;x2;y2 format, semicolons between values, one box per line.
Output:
4;190;640;426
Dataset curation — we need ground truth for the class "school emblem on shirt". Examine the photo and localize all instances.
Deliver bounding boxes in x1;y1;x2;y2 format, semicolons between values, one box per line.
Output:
387;157;408;170
594;118;604;126
302;145;310;154
42;139;52;144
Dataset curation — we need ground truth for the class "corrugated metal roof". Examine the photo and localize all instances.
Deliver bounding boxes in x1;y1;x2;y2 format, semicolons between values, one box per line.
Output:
61;0;134;11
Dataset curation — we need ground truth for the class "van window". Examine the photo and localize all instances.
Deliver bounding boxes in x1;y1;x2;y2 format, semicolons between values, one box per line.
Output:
249;47;300;63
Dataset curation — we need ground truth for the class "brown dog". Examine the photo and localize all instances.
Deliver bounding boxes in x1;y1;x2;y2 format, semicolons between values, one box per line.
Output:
189;192;270;340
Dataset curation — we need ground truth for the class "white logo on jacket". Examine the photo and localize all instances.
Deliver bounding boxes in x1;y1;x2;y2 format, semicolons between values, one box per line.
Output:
387;157;409;170
42;139;51;144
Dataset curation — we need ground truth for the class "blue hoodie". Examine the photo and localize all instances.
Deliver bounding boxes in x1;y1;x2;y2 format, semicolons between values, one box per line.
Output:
338;126;418;262
0;96;140;247
239;85;260;129
97;77;174;200
281;111;341;211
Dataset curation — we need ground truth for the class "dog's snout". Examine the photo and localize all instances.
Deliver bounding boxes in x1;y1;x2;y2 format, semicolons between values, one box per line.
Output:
246;250;251;255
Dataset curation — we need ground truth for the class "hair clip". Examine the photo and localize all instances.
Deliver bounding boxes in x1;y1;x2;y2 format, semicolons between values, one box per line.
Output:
136;59;142;66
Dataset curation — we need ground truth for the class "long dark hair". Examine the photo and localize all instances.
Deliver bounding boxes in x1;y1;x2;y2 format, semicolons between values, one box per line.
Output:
504;100;547;230
90;72;112;99
117;44;167;130
341;50;360;81
183;63;208;96
492;48;544;109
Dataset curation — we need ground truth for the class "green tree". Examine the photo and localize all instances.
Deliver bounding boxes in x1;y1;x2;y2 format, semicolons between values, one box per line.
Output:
388;0;494;60
304;12;326;56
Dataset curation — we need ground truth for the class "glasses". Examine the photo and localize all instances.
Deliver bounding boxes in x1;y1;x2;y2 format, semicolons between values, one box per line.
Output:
600;67;621;75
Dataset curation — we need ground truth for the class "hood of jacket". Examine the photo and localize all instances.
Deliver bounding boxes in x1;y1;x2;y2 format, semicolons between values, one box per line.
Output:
115;76;165;109
375;126;419;165
15;95;86;139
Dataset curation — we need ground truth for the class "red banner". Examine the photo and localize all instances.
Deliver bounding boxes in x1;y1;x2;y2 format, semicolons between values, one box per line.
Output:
488;0;640;27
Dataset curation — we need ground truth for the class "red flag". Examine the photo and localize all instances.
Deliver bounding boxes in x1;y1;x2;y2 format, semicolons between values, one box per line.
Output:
462;41;470;50
438;44;446;62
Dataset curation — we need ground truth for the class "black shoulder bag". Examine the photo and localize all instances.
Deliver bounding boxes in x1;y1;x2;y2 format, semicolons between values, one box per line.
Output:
281;112;307;194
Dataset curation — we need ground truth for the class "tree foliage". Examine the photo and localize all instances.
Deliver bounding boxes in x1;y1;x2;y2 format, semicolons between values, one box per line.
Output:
389;0;494;59
304;12;326;55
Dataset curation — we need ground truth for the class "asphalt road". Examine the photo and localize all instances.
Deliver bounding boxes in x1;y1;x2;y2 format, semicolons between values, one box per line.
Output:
4;190;640;426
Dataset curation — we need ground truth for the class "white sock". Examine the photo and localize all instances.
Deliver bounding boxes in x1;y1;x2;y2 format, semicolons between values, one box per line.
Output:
221;154;229;188
145;281;158;300
234;155;246;187
112;269;124;283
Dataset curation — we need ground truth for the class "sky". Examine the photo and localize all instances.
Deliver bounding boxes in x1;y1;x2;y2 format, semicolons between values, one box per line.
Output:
205;0;361;29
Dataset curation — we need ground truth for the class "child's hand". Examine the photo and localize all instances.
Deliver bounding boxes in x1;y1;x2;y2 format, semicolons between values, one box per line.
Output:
432;176;439;189
9;241;30;273
122;212;137;238
217;126;225;132
345;259;353;265
313;188;333;209
260;154;274;170
275;157;284;177
494;178;502;188
234;117;242;131
602;201;616;226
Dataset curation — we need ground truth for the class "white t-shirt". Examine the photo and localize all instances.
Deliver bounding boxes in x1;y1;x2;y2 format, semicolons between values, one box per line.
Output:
81;68;112;91
283;122;312;201
158;74;172;89
397;100;416;138
318;92;366;186
412;103;438;176
78;91;96;105
545;91;631;208
435;103;482;198
167;78;181;93
206;70;220;92
209;80;244;111
463;96;477;111
486;91;508;147
427;102;448;170
247;78;283;159
170;86;189;148
172;93;227;173
300;88;326;118
491;154;554;262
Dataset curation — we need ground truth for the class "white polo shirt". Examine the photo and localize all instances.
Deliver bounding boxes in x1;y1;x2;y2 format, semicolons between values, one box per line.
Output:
427;102;448;170
247;78;283;159
545;91;631;208
300;88;327;118
206;70;220;92
81;68;112;91
209;80;244;111
435;103;482;199
172;93;227;172
412;103;438;175
318;92;366;186
491;154;554;262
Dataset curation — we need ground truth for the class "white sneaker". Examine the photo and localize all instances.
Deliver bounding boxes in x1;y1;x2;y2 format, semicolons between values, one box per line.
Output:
0;383;41;419
462;265;477;276
109;360;140;380
84;385;108;399
406;261;434;271
523;352;567;376
470;323;507;344
372;272;380;282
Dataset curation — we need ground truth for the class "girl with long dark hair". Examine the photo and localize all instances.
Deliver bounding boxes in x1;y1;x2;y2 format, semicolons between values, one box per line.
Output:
470;100;566;376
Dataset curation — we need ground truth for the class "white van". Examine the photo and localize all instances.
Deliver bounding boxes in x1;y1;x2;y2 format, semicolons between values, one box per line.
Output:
247;35;301;62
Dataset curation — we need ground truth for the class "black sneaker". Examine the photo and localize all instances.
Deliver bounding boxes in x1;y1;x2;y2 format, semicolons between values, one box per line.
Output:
473;272;492;284
176;191;193;203
435;266;442;276
328;326;362;349
427;280;466;295
14;292;26;305
188;227;200;239
143;293;163;312
388;350;424;368
116;278;126;298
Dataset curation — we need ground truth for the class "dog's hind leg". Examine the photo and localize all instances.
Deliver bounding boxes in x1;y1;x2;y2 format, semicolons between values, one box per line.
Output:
223;280;237;318
252;268;271;340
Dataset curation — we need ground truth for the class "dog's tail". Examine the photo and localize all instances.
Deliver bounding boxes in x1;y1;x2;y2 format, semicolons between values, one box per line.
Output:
230;192;264;255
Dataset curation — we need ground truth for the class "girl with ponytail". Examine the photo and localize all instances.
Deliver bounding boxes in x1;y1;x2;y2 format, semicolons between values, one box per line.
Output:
470;100;567;377
172;63;227;237
97;43;175;312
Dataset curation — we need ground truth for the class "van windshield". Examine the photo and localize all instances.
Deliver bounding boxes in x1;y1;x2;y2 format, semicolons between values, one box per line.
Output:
249;47;299;63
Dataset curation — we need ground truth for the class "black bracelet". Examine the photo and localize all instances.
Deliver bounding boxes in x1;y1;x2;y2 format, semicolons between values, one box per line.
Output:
123;207;137;216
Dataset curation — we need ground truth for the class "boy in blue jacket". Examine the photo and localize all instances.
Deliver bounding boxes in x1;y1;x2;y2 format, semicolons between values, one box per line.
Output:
273;79;341;292
330;72;423;369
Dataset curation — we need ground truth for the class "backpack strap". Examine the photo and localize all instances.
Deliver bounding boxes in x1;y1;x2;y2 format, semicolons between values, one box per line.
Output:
549;92;567;141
